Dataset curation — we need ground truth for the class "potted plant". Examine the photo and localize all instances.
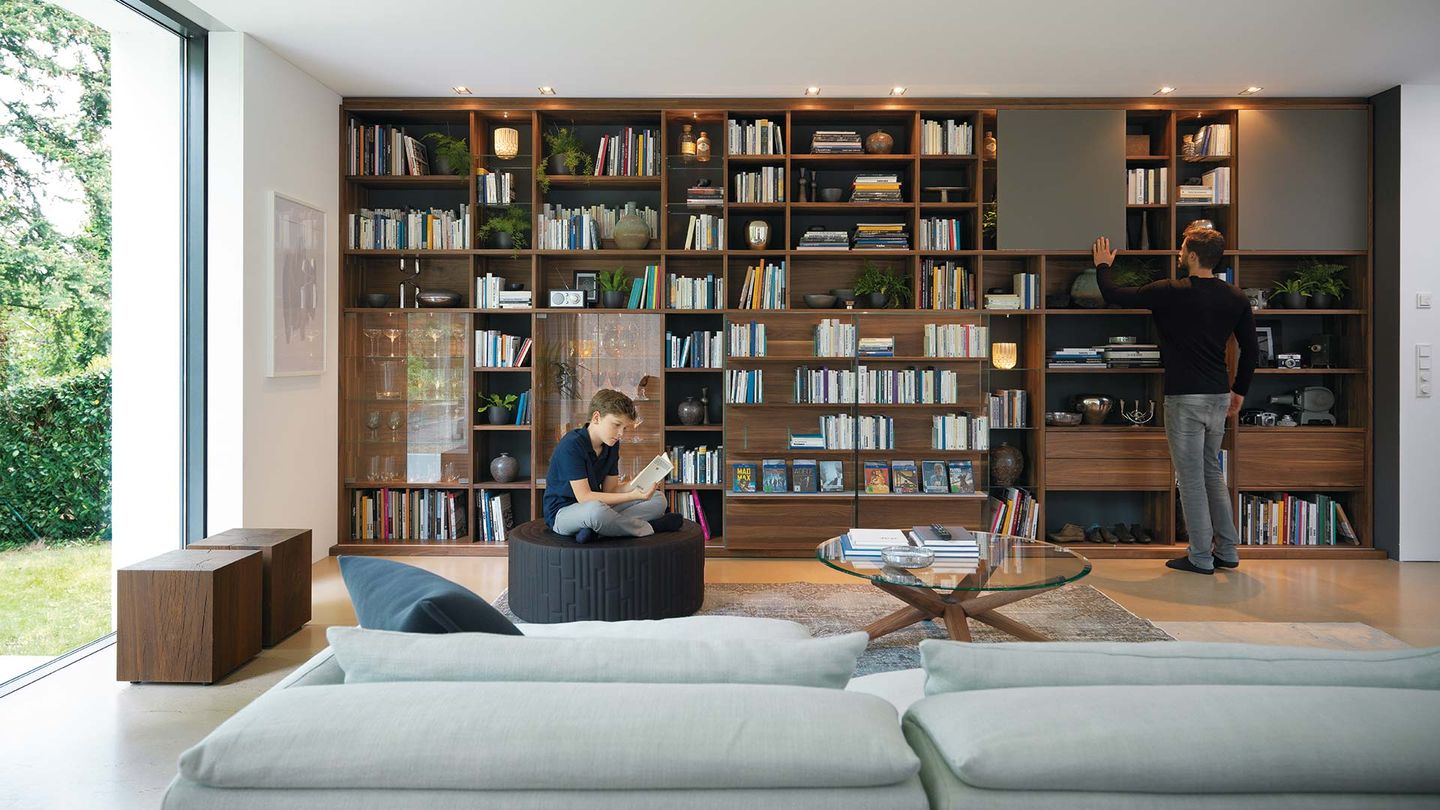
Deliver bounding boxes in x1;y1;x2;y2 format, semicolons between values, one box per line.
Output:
982;205;998;248
1272;278;1309;310
479;392;518;425
422;133;472;176
853;260;913;309
1110;257;1162;288
477;205;531;255
598;267;632;309
1294;259;1349;309
537;126;594;192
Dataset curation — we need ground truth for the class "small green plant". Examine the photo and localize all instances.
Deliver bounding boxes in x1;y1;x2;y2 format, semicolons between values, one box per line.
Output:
1293;258;1349;299
1273;278;1309;295
1110;257;1162;288
853;260;913;308
476;205;531;256
537;126;594;192
422;133;472;175
982;206;998;238
478;392;518;412
598;267;632;293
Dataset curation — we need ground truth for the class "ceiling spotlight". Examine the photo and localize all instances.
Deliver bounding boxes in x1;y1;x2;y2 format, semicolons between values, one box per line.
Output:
1154;86;1175;95
804;86;821;96
538;86;556;95
452;86;472;95
891;86;907;96
1239;86;1263;95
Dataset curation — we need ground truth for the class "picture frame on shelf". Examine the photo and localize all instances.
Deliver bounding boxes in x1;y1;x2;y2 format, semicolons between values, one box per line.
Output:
573;271;598;306
1256;325;1277;366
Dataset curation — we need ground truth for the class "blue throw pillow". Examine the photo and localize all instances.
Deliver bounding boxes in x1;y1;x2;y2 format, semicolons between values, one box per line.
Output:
338;556;522;635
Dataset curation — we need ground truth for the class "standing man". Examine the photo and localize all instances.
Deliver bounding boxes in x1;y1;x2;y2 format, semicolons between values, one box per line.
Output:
1092;228;1258;574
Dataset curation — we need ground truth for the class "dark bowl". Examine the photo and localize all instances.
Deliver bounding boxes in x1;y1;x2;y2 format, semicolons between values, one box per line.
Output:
360;293;394;308
803;293;837;309
829;288;856;305
819;187;845;203
416;289;462;308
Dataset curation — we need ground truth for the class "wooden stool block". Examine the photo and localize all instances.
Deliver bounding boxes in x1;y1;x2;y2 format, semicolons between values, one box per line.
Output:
117;549;261;684
190;528;312;646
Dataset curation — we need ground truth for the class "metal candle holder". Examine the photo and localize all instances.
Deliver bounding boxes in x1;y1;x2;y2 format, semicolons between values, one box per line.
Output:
1120;399;1155;428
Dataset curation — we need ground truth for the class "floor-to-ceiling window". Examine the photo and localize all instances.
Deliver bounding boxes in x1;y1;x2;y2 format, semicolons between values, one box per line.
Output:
0;0;204;692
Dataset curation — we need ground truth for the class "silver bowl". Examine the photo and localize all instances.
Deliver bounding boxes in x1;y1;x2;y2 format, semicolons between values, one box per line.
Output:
881;545;935;569
416;289;462;308
1045;411;1084;427
1073;395;1115;425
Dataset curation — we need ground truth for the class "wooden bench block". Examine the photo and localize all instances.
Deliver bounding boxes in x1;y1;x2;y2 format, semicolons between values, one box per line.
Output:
190;528;311;646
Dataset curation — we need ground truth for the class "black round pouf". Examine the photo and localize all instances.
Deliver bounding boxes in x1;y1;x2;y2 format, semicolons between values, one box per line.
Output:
506;519;705;623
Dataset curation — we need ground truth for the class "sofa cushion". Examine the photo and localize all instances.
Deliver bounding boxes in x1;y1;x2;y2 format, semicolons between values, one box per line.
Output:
920;639;1440;695
326;626;867;689
903;685;1440;795
517;615;811;640
177;681;921;791
338;556;520;635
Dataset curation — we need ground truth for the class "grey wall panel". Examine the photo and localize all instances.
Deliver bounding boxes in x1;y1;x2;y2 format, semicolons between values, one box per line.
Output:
1238;109;1368;250
997;109;1125;250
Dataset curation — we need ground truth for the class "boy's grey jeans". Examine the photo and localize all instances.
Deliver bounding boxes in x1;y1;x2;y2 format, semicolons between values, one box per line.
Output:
1164;394;1240;569
552;492;667;539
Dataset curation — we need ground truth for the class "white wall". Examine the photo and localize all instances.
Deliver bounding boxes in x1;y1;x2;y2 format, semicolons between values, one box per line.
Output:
1398;85;1440;561
207;33;340;561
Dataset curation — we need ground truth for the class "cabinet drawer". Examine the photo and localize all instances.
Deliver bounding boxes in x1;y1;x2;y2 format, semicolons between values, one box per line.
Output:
1046;456;1172;489
1236;431;1364;489
1045;430;1171;459
723;497;853;551
857;497;984;531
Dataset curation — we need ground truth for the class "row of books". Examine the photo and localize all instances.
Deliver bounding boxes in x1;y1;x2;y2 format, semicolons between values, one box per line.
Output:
1127;167;1168;204
728;321;767;357
852;173;903;203
798;228;851;250
536;203;657;250
726;369;763;403
346;121;429;176
815;318;857;357
474;331;531;368
681;214;725;251
475;274;532;309
621;265;662;309
665;329;723;368
686;184;723;208
861;459;977;494
1238;492;1358;546
858;366;961;404
475;491;515;544
856;414;895;449
924;323;989;358
918;218;968;251
668;274;721;310
921;260;976;310
811;130;863;154
728;118;785;155
854;223;910;250
479;171;516;205
736;262;787;309
351;488;467;541
668;489;715;540
347;206;470;250
734;168;784;203
594;128;659;177
509;390;534;425
921;118;975;156
985;272;1041;310
989;487;1038;538
1178;168;1231;205
1188;124;1231;159
665;445;724;486
989;389;1029;428
933;412;990;450
794;366;855;404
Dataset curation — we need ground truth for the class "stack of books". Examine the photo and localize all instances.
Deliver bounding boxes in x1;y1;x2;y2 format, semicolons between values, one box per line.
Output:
853;223;909;250
932;412;989;450
474;331;531;368
921;260;974;310
851;173;903;202
984;272;1040;310
919;218;967;251
665;329;723;368
810;130;862;154
728;320;766;357
686;183;724;207
351;489;467;541
797;229;850;251
1103;342;1162;368
794;366;857;404
734;168;784;203
989;390;1028;428
814;318;858;357
511;390;532;425
736;261;787;309
727;118;784;155
921;118;974;155
1048;347;1105;369
538;203;658;250
476;274;531;309
347;120;429;176
788;431;827;450
1178;168;1231;205
479;171;516;204
924;323;989;358
681;214;724;250
1126;167;1168;204
667;274;720;310
857;337;895;358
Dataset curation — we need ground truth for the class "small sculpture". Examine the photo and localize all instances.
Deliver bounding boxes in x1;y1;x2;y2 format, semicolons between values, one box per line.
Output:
1120;399;1156;428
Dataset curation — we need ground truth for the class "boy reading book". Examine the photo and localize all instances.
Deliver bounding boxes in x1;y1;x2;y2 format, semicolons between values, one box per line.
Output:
544;388;683;544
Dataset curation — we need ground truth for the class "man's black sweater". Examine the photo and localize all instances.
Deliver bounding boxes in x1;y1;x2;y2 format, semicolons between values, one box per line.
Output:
1096;264;1259;396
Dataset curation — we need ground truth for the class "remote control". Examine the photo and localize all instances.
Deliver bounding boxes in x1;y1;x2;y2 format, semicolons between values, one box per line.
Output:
930;523;952;540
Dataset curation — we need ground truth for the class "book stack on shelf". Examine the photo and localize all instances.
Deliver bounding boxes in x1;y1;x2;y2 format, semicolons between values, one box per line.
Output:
538;203;658;250
858;337;895;358
474;331;531;367
665;329;723;368
788;429;826;450
925;323;989;358
858;366;960;404
736;261;787;309
682;214;724;250
667;274;721;310
921;118;974;156
797;229;850;251
479;171;516;204
726;369;763;403
686;182;724;208
919;218;967;251
352;489;467;542
476;274;532;309
475;490;514;544
810;130;862;154
624;265;661;309
989;389;1028;427
921;260;975;310
728;321;766;356
1104;341;1161;368
734;168;784;203
668;489;715;540
346;121;430;176
795;366;857;404
807;413;855;449
727;118;784;155
1178;168;1231;205
853;223;910;250
984;273;1040;310
666;445;724;485
348;206;471;250
851;173;903;203
594;127;659;176
989;488;1038;538
857;414;895;449
1186;123;1231;159
1239;493;1358;546
1048;346;1105;369
933;412;990;450
814;318;858;357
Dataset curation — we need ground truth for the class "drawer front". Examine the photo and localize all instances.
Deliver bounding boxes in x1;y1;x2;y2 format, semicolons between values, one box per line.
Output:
723;497;853;551
1046;430;1172;459
857;497;985;531
1236;432;1365;489
1046;456;1172;489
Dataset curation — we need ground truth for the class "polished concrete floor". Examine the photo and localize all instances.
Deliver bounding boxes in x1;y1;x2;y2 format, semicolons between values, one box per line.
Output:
1;556;1437;809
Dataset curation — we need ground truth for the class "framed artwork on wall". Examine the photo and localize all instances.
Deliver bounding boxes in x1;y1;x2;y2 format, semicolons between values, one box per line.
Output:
269;192;326;376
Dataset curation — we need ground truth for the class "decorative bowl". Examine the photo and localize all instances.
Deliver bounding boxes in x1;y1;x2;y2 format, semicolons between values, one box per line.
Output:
360;293;394;308
819;187;844;203
881;545;934;569
416;289;462;308
803;293;837;309
1045;411;1084;427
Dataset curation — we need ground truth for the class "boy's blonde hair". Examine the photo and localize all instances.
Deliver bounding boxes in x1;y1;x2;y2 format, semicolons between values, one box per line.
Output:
589;388;638;422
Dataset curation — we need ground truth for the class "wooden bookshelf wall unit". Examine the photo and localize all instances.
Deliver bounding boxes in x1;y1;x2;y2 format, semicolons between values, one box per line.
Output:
334;98;1380;560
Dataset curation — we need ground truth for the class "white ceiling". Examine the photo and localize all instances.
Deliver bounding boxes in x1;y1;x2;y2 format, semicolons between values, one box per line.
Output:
187;0;1440;99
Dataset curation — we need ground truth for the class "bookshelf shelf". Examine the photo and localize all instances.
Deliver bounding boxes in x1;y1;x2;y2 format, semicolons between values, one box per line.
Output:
346;175;469;188
543;174;661;189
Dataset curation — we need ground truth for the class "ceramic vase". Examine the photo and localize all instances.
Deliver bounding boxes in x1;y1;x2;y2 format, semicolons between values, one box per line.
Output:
991;443;1024;487
677;397;704;426
489;452;518;483
612;213;651;250
1070;268;1105;309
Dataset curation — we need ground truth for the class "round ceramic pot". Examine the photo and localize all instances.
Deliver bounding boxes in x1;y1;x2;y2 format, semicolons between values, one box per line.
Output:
1276;292;1308;310
991;443;1024;488
601;290;628;309
1070;268;1105;309
492;231;513;249
1308;293;1336;309
612;213;651;249
548;154;570;175
862;292;890;309
486;405;513;425
746;220;771;250
864;130;895;154
490;452;518;483
677;398;704;426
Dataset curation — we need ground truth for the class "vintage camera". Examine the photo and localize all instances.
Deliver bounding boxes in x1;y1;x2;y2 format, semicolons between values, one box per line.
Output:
1275;353;1303;369
1304;334;1335;368
1240;409;1279;427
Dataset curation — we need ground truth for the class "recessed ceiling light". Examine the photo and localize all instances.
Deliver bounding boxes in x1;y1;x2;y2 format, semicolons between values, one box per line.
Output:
452;86;472;95
1239;86;1263;95
1154;86;1175;95
538;86;556;95
891;86;907;96
804;86;821;96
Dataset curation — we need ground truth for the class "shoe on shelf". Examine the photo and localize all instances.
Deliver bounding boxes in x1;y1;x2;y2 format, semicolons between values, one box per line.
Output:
1213;556;1239;569
1112;523;1136;544
1047;523;1086;544
1098;525;1120;544
1084;525;1105;544
1165;556;1214;575
1133;525;1156;544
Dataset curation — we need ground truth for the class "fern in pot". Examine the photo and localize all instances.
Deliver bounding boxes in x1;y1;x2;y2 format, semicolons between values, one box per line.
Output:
537;127;594;192
853;260;913;309
598;267;632;309
422;133;472;176
477;205;531;256
1294;259;1348;309
1272;278;1309;310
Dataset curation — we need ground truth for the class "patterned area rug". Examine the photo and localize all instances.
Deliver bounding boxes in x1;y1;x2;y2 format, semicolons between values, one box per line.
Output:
495;582;1172;676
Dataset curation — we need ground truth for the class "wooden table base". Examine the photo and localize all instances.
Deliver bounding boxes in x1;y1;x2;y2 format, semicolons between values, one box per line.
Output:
864;581;1059;642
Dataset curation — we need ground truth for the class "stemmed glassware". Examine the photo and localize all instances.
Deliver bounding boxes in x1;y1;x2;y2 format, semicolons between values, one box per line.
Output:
388;410;404;442
363;328;382;357
365;410;381;441
382;328;403;357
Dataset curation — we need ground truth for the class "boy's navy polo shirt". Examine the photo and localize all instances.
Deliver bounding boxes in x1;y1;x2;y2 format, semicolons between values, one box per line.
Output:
543;426;620;528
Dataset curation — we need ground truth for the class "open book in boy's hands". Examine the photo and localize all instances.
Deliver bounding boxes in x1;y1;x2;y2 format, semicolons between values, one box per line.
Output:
627;453;674;492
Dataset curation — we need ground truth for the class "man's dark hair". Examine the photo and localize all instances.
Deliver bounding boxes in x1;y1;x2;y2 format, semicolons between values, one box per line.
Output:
1182;226;1225;270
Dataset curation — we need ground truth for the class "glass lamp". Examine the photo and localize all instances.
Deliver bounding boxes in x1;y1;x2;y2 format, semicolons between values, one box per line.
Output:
992;342;1018;370
493;127;520;160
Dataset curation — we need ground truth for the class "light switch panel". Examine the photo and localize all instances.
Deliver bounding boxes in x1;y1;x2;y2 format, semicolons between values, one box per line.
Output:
1420;292;1433;309
1421;344;1434;397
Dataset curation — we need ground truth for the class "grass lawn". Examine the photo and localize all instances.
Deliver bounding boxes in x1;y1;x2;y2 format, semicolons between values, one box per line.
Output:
0;541;112;657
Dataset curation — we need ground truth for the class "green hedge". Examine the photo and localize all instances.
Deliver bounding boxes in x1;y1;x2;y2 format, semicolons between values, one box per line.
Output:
0;368;111;546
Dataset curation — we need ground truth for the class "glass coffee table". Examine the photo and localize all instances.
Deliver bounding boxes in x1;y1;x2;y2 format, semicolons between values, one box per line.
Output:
816;532;1092;642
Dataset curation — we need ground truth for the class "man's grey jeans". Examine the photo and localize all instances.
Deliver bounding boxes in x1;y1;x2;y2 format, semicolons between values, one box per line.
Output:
552;492;667;538
1164;393;1240;569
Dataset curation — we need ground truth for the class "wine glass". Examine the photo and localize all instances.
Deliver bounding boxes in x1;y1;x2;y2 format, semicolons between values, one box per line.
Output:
363;328;382;357
382;456;400;482
366;455;381;482
365;410;381;441
427;326;445;358
388;410;404;442
382;328;403;357
450;326;467;355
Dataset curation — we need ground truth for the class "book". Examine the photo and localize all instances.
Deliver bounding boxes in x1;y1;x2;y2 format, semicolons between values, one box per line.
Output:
732;463;757;493
761;458;788;493
921;460;949;494
819;460;845;492
864;460;891;494
947;460;976;494
792;459;818;493
627;453;675;493
891;460;919;494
